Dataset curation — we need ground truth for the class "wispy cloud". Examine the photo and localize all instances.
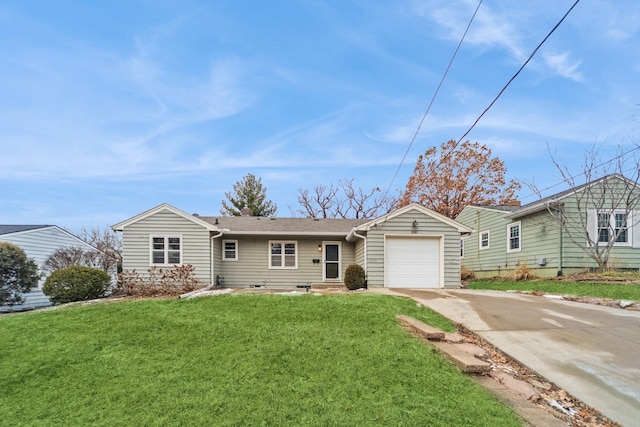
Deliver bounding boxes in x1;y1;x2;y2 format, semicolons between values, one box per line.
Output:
543;52;583;82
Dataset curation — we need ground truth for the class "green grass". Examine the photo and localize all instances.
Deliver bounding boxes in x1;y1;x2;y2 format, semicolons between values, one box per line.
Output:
0;294;523;426
469;279;640;300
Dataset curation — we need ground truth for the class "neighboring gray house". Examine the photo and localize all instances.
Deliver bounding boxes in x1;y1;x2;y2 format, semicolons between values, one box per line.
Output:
0;225;101;311
112;202;472;289
456;174;640;278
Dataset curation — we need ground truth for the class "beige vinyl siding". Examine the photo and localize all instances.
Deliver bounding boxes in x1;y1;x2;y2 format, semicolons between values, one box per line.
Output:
0;226;98;287
214;235;356;287
121;210;212;284
366;209;462;288
354;237;365;267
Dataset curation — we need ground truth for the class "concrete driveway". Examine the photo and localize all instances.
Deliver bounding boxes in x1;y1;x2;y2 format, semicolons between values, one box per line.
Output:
383;289;640;427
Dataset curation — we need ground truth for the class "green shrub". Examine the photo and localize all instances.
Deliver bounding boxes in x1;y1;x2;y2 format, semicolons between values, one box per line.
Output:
344;264;366;290
43;266;111;304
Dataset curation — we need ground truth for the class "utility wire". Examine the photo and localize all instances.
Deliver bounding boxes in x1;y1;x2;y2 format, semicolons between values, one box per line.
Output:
384;0;483;198
438;0;582;170
387;0;581;200
518;144;640;201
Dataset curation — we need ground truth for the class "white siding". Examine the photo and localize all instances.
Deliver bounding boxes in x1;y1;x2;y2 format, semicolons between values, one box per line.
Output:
0;226;97;288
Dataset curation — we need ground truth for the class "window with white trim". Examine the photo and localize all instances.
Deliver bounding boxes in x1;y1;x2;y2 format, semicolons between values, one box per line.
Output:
222;240;238;261
597;210;630;245
507;222;521;252
151;236;181;265
270;241;297;269
479;230;490;250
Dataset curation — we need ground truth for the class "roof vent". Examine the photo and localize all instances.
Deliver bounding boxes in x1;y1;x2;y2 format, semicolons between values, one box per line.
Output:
214;218;219;225
193;213;199;217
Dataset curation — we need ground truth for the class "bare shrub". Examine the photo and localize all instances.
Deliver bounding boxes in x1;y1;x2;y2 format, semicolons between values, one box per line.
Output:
512;264;534;281
117;265;201;297
461;266;475;281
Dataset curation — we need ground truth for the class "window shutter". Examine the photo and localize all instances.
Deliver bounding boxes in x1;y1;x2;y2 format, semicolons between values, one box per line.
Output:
633;210;640;248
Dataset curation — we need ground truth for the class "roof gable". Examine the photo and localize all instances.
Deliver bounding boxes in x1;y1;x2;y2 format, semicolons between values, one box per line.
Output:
112;203;220;231
506;174;638;219
357;203;473;234
0;225;100;252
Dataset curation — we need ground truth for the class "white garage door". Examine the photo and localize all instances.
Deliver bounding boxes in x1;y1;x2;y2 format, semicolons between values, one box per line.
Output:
386;237;440;288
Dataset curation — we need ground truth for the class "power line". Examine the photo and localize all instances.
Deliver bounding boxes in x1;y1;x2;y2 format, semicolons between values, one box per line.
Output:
387;0;582;200
384;0;483;198
438;0;582;170
519;144;640;201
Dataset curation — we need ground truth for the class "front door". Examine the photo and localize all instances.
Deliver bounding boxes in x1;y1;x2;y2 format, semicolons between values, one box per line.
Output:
323;242;341;281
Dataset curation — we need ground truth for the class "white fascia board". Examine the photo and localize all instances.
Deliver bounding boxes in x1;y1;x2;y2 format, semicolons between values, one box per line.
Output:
112;203;219;231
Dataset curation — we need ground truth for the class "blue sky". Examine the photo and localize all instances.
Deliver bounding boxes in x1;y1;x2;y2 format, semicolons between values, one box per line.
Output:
2;0;639;231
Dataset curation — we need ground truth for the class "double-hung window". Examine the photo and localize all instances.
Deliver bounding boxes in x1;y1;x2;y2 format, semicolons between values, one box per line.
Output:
151;236;181;265
480;230;490;250
270;241;297;269
597;210;630;245
507;222;521;252
222;240;238;261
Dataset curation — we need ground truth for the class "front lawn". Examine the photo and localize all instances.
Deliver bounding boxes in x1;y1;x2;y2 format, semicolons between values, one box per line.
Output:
469;279;640;301
0;294;522;426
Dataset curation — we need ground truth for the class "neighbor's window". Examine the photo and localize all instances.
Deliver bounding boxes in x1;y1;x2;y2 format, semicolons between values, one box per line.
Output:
507;222;521;252
480;230;490;250
151;236;181;265
597;210;629;245
270;241;297;269
222;240;238;261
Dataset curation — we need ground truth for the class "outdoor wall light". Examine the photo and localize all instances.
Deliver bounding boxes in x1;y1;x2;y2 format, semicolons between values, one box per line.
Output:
412;219;419;227
318;244;322;252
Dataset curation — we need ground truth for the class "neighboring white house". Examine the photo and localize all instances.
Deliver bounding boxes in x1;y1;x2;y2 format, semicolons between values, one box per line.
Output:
112;203;473;290
0;225;102;311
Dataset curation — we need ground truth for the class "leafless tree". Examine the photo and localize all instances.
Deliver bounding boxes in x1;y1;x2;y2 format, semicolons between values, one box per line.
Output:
528;145;640;272
44;227;121;274
294;179;394;219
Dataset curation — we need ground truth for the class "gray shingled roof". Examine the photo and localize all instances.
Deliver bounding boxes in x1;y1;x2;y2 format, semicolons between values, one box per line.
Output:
198;216;367;234
0;225;51;235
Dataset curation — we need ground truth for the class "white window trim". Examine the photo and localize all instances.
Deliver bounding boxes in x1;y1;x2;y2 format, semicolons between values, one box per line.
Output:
222;239;238;261
269;240;298;269
596;210;632;247
506;222;521;253
479;230;490;250
149;235;183;266
323;241;342;281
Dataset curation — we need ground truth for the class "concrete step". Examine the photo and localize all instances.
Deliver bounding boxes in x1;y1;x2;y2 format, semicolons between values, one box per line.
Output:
397;315;490;374
397;315;445;341
430;341;491;374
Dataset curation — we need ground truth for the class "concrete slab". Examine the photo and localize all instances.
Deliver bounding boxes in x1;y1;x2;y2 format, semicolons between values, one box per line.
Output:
384;288;640;427
429;341;491;373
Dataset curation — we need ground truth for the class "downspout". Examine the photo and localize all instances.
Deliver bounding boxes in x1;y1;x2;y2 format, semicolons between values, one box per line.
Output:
349;230;367;280
558;208;563;276
211;231;224;285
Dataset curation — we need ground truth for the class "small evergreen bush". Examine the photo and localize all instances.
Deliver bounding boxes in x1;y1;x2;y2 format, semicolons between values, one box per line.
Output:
43;266;111;304
344;264;366;290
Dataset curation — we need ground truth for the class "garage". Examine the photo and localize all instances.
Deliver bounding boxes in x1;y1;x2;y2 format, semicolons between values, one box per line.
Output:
385;236;441;288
